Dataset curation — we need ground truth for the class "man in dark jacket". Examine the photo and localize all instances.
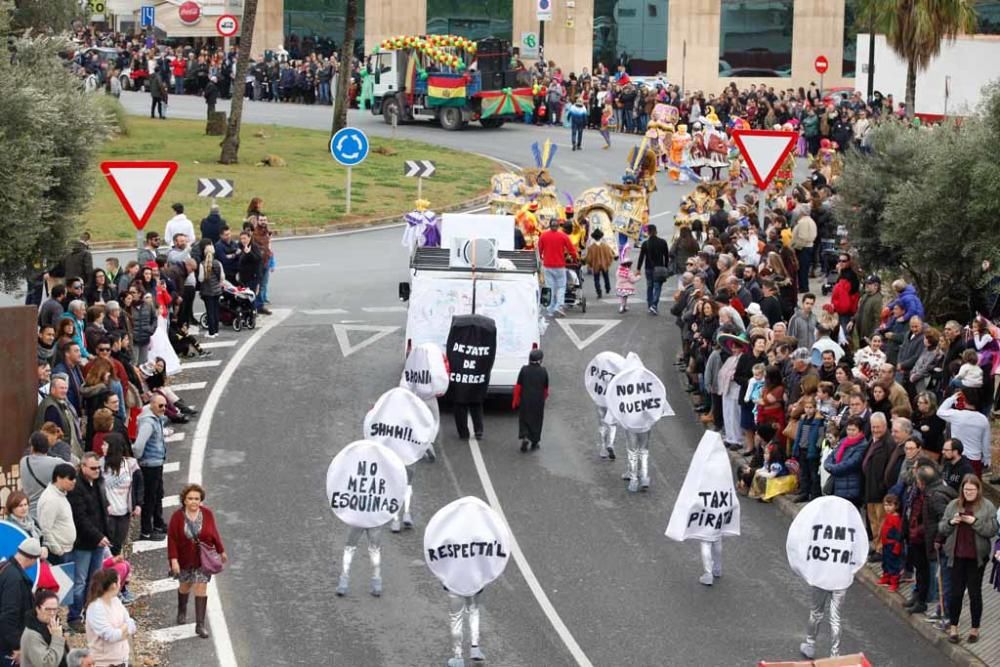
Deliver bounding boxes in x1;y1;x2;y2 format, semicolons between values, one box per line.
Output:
863;413;893;561
62;233;93;285
149;67;166;119
66;453;111;629
200;204;226;243
37;284;67;329
914;464;958;619
0;538;42;665
635;224;670;315
204;75;220;116
215;226;240;282
941;438;976;491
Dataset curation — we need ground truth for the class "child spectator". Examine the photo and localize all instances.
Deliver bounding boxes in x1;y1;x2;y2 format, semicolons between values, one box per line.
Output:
599;102;614;148
792;398;826;502
749;437;788;499
816;381;837;420
738;423;775;494
616;254;638;314
878;494;904;591
512;349;549;452
949;348;983;391
742;362;766;454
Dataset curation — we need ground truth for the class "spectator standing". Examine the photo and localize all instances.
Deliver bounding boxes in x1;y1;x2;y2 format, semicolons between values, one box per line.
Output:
204;76;219;116
199;204;226;243
0;538;43;667
36;374;82;458
84;570;135;665
100;435;141;558
787;293;818;351
941;439;977;491
583;229;614;299
136;232;161;266
149;68;166;119
915;464;957;623
164;204;196;248
38;285;67;330
198;247;224;338
167;484;227;639
19;433;61;518
63;233;93;287
824;416;867;507
790;215;817;291
246;198;273;315
830;254;860;334
938;394;991;477
18;590;67;667
134;396;168;541
214;227;240;282
937;474;998;644
567;97;588;150
863;413;893;561
37;464;77;567
66;454;111;632
635;224;669;315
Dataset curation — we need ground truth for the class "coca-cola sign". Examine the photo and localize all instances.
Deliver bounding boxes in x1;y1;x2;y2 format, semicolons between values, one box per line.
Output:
178;1;202;25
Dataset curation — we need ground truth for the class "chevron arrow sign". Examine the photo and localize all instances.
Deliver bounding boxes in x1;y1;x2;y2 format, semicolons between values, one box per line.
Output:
197;178;234;198
403;160;436;178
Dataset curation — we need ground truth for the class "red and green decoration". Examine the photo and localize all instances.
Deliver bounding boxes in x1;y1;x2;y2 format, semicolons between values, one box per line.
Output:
379;34;476;71
479;88;534;119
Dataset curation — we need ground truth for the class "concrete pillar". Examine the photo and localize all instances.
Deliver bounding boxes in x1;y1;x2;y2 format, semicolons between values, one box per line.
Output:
666;0;721;94
513;0;594;75
253;0;284;59
791;0;848;88
365;0;427;52
0;307;37;508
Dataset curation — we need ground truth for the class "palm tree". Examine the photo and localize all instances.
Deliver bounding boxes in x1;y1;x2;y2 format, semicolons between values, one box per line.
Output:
331;0;358;136
220;0;259;164
858;0;977;118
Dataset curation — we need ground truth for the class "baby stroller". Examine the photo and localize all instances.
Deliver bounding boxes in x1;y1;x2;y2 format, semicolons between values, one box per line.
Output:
201;281;257;332
562;262;588;313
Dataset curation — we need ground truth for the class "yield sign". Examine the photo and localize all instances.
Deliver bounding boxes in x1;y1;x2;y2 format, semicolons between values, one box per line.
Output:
332;324;400;357
731;130;798;191
554;318;620;351
100;161;178;230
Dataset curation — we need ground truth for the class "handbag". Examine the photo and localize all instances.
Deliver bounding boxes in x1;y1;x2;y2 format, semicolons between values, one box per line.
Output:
822;474;835;496
198;541;224;575
652;266;670;283
782;417;799;442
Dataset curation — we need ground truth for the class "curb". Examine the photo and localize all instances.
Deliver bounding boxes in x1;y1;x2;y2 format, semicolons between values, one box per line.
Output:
693;407;992;666
88;194;491;251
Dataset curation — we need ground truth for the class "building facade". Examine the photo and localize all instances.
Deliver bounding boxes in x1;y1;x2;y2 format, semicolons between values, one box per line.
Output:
107;0;1000;94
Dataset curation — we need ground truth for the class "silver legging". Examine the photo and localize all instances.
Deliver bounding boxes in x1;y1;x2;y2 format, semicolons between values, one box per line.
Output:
595;406;617;456
624;429;650;482
395;466;414;522
805;586;846;657
423;395;440;458
700;540;722;577
449;591;481;659
341;526;383;579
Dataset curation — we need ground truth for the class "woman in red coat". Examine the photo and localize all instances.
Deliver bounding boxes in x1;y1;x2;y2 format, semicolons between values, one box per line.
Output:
831;253;861;335
167;483;226;639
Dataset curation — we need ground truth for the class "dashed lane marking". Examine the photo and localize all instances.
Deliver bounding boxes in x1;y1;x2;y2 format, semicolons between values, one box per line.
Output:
201;340;238;349
165;433;185;443
179;360;223;370
302;308;349;315
141;577;179;597
163;495;179;508
131;539;167;554
172;382;207;392
361;306;407;313
163;462;181;473
150;624;199;643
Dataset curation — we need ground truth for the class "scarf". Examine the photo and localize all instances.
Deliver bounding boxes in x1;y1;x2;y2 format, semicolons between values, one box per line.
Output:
835;433;865;463
37;339;55;364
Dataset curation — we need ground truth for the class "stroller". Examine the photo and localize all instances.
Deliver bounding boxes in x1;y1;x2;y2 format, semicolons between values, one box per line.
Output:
201;280;257;331
561;263;588;313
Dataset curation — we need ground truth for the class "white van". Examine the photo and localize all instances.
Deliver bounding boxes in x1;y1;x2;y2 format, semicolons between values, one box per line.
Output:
398;214;543;394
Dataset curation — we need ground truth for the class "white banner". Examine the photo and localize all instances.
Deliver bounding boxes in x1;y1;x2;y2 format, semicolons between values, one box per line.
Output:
424;497;512;596
604;359;672;431
665;432;741;542
326;440;408;529
400;342;450;400
363;387;437;465
785;496;869;591
584;351;627;408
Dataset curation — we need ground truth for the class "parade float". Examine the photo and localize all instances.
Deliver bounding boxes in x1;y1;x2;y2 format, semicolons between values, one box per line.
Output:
368;34;533;131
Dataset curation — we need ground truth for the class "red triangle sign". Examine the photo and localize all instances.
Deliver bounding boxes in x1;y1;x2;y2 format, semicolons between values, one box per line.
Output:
731;130;798;191
100;161;178;230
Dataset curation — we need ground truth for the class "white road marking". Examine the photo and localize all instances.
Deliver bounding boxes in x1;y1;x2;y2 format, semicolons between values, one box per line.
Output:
360;306;407;313
201;340;238;349
332;323;400;357
470;151;521;172
131;539;167;554
648;210;673;219
189;307;292;667
142;577;179;597
165;433;185;443
163;461;181;473
150;624;199;643
553;318;621;351
162;495;179;508
302;308;350;315
179;360;223;370
273;263;321;270
467;430;594;667
171;382;207;392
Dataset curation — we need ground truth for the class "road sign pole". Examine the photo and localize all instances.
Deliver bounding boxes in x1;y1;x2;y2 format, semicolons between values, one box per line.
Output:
417;176;423;201
346;166;352;215
136;230;144;255
758;188;765;231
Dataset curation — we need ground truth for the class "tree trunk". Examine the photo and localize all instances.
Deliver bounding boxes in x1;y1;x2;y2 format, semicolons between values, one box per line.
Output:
905;58;916;120
331;0;358;137
219;0;259;164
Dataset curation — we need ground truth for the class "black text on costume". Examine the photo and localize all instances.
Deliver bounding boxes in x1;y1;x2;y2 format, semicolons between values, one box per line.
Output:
687;490;736;529
330;460;400;513
426;540;509;562
805;523;859;564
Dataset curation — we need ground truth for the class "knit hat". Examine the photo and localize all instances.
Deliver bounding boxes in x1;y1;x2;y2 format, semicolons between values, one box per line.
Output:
529;348;543;363
17;537;42;559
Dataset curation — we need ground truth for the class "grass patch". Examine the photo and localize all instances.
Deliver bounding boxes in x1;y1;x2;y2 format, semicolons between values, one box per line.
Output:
86;118;498;243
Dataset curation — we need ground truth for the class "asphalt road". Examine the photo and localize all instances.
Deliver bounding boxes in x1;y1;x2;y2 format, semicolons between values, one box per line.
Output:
112;92;951;666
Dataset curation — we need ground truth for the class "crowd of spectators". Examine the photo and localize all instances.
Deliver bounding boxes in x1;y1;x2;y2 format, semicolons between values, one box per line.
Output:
1;197;254;665
662;164;1000;645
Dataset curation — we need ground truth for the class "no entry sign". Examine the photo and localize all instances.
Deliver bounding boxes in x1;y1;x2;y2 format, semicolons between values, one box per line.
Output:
216;14;238;38
814;55;829;75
